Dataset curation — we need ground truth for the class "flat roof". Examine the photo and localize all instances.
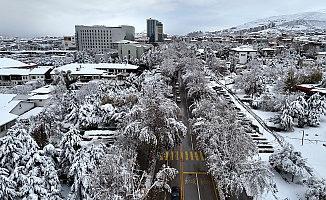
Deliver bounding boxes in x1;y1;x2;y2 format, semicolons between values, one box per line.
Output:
51;63;139;75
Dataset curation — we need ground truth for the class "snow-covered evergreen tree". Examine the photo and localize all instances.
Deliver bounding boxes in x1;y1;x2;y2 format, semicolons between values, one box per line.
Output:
279;110;294;131
0;124;62;199
67;145;105;200
59;127;82;175
0;168;17;200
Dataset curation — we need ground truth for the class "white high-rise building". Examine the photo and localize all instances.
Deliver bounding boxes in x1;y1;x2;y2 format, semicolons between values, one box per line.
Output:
75;25;135;52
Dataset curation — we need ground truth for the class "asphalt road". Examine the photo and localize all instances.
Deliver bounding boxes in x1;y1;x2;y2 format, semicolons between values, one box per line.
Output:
156;71;219;200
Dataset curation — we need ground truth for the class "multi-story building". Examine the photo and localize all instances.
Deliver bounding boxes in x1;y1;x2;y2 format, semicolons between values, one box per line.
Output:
75;25;135;52
146;18;164;43
115;40;151;60
63;36;76;50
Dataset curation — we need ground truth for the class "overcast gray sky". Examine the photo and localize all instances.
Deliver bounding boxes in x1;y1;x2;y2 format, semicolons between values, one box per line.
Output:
0;0;325;37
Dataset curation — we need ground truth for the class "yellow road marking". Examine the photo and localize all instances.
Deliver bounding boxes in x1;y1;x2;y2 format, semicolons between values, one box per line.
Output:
165;151;169;161
180;144;184;200
195;152;199;160
175;151;178;160
211;175;219;200
171;151;174;161
185;151;188;160
190;151;194;160
200;152;205;161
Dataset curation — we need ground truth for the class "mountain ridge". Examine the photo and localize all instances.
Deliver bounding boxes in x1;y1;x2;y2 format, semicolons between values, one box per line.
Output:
231;10;326;33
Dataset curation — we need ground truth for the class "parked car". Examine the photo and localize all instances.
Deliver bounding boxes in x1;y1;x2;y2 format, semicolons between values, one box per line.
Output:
171;186;180;200
176;96;181;102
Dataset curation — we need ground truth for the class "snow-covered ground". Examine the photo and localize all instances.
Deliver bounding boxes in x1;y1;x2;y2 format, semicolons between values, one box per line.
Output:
232;87;326;200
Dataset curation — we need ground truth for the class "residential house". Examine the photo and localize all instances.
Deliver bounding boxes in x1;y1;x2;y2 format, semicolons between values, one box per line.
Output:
51;63;139;82
29;67;53;82
0;94;32;136
27;85;55;107
230;45;257;64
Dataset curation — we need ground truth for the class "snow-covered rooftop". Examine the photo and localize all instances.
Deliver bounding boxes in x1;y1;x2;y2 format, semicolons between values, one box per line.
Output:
261;48;276;51
30;85;55;95
18;107;43;120
0;100;21;113
51;63;138;75
51;63;106;75
28;94;51;100
0;58;29;69
231;45;257;52
29;67;52;75
0;68;30;75
0;94;16;108
95;63;139;70
0;111;17;126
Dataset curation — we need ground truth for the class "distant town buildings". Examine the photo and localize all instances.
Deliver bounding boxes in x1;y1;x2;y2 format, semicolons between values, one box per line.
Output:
75;25;135;52
147;18;164;43
0;58;52;86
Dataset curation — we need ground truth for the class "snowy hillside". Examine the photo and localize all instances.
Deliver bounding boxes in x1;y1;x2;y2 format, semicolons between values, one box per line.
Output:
233;10;326;33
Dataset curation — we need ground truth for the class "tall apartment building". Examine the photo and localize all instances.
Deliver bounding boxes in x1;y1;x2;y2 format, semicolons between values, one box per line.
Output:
75;25;135;52
146;18;163;43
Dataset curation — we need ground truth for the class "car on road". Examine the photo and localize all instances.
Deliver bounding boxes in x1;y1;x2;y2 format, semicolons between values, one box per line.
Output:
171;186;180;200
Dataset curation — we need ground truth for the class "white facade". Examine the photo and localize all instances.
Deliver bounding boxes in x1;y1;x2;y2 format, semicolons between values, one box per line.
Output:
116;40;149;59
230;46;257;64
75;25;135;52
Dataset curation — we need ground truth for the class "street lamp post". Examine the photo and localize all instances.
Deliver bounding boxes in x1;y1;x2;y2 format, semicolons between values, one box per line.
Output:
300;130;305;146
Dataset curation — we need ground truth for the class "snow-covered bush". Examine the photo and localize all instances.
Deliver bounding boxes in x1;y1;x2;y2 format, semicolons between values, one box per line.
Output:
269;143;312;181
304;176;326;200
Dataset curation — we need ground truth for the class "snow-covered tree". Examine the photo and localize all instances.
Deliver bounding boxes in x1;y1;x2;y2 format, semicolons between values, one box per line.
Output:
304;176;326;200
0;168;17;200
67;145;105;200
191;98;273;197
234;60;265;97
0;124;62;199
123;79;186;160
269;143;312;182
59;127;82;175
152;164;178;193
88;144;146;199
